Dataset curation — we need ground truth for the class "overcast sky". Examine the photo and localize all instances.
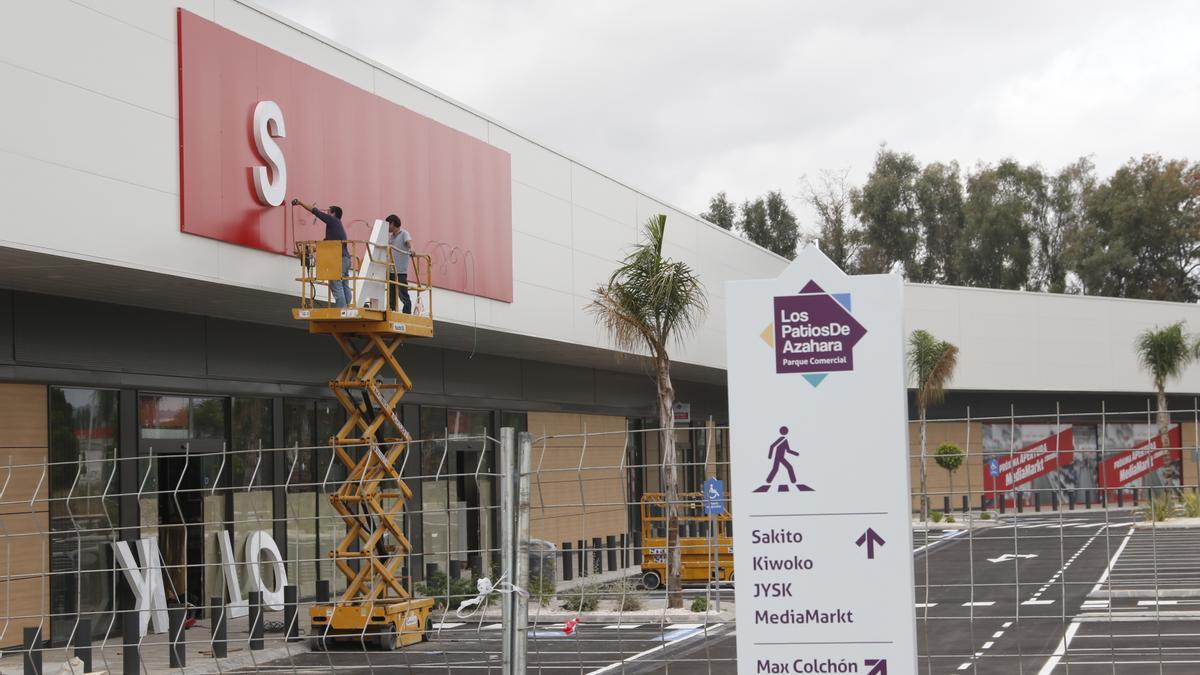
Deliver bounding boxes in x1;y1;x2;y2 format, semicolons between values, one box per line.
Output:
254;0;1200;229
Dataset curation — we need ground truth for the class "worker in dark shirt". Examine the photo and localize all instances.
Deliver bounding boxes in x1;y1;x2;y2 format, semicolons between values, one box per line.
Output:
292;199;352;307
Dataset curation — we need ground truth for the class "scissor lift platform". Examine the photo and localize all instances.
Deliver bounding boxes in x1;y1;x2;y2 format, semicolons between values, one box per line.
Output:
295;236;436;650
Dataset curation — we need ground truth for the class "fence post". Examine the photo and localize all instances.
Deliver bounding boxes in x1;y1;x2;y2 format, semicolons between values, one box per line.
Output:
514;431;533;675
168;603;186;668
211;596;227;658
284;584;300;642
23;626;41;675
74;619;92;673
249;591;264;651
500;427;515;674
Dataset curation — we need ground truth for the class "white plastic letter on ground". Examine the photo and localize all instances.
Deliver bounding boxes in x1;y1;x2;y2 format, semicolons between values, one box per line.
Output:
250;100;287;206
725;246;916;675
111;538;169;637
217;531;248;619
244;530;288;611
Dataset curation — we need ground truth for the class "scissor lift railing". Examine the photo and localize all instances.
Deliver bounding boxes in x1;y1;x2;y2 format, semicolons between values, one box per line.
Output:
293;239;435;650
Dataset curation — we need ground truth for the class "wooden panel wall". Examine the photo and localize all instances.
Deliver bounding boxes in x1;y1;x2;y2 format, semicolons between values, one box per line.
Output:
908;421;982;513
0;384;48;643
527;412;629;547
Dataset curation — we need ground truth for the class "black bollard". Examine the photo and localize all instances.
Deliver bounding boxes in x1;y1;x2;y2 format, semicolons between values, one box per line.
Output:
1000;497;1006;514
168;603;186;668
284;585;300;642
1118;490;1124;508
578;540;587;577
562;542;574;581
1133;488;1140;507
23;626;41;675
1069;493;1076;511
123;609;139;675
1017;496;1024;513
1035;492;1042;512
962;495;969;514
449;560;461;580
592;537;603;574
634;531;643;565
423;564;438;584
1100;492;1108;508
943;496;951;514
74;619;92;673
1052;493;1059;511
606;535;618;572
620;534;628;568
1084;491;1091;509
316;579;331;603
249;591;264;651
469;553;483;579
211;597;227;658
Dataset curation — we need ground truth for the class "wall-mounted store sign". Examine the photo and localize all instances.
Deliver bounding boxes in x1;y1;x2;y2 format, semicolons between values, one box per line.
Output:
725;246;916;674
177;9;514;302
113;530;288;636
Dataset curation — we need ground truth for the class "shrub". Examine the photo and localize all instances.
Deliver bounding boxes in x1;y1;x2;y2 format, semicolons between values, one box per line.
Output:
929;510;944;523
561;584;600;612
979;512;992;520
945;515;956;523
529;576;556;605
1143;491;1174;522
690;597;709;613
415;570;478;609
620;593;643;611
1182;489;1200;518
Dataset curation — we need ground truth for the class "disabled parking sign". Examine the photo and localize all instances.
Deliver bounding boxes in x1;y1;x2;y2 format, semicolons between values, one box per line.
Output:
703;478;724;515
725;246;917;675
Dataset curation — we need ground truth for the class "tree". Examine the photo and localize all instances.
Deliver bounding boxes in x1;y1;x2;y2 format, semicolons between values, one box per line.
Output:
805;169;862;272
700;192;736;230
908;329;959;520
740;190;800;258
1038;157;1096;293
1070;155;1200;301
588;214;707;608
935;443;965;507
914;162;965;284
851;147;921;277
957;160;1045;290
1135;322;1195;448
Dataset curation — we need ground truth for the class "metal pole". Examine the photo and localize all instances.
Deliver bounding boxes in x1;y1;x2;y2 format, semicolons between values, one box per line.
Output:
514;431;533;675
499;427;515;675
708;512;715;612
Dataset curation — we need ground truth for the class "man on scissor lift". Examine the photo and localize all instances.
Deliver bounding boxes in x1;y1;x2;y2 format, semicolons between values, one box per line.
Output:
292;198;351;307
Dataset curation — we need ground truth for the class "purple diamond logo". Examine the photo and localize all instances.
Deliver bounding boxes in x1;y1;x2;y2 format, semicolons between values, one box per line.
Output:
774;280;867;375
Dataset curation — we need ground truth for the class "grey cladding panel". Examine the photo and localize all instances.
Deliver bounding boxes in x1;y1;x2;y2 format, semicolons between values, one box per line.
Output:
399;344;444;395
443;350;522;399
14;293;206;375
0;291;12;364
594;368;655;412
521;360;595;406
205;319;345;384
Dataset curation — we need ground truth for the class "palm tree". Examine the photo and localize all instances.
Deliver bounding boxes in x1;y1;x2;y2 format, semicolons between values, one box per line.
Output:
589;214;706;609
1135;322;1194;447
908;330;959;521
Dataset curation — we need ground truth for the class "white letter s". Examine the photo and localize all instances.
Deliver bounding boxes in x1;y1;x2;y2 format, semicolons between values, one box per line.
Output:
251;100;287;206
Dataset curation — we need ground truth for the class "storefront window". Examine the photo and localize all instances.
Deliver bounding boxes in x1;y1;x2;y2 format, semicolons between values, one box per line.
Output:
419;407;495;577
48;387;119;643
232;398;275;598
284;398;343;598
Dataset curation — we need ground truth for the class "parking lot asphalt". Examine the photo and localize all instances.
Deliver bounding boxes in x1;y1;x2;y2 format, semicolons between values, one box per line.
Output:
253;509;1200;673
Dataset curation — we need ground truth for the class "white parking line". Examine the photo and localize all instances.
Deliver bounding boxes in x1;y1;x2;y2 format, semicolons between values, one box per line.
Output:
962;601;995;607
1037;621;1080;675
587;624;725;674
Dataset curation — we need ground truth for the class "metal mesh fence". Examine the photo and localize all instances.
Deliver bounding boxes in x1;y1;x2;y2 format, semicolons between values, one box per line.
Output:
2;406;1199;673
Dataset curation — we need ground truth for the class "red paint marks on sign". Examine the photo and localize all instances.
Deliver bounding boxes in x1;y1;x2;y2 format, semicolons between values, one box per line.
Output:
177;10;513;302
1099;425;1182;488
983;427;1075;499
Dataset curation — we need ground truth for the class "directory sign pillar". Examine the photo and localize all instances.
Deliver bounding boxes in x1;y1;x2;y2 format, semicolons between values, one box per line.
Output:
725;246;916;675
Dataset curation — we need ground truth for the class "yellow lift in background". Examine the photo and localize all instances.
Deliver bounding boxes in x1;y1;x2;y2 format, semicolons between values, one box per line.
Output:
292;236;435;650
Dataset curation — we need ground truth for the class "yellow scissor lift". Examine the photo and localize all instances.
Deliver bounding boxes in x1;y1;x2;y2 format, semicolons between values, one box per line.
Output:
292;237;436;650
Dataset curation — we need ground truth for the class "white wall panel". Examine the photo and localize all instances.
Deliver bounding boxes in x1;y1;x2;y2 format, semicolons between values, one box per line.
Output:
0;0;179;117
70;0;215;39
570;165;637;225
571;205;636;265
513;232;573;292
488;125;572;201
0;64;177;194
511;182;572;248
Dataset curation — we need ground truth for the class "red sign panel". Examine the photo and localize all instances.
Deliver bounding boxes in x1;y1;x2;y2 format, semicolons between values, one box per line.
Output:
177;9;513;302
983;427;1075;498
1098;425;1182;488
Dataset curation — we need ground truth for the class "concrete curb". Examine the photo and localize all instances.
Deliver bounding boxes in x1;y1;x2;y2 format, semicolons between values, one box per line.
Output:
1132;517;1200;529
462;610;734;624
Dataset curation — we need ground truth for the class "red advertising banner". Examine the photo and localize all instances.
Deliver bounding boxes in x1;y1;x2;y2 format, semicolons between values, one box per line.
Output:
983;427;1075;498
1098;425;1182;488
177;10;513;302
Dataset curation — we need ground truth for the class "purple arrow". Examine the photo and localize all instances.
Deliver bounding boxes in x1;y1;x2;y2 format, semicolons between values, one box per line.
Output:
864;658;887;675
856;528;885;559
